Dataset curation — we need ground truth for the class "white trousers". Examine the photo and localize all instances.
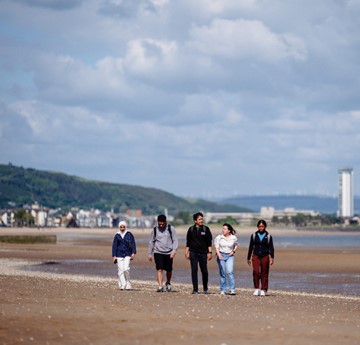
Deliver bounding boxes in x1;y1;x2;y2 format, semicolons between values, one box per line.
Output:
116;256;132;289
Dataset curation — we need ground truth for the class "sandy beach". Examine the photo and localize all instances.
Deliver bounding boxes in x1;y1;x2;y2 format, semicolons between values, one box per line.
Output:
1;227;359;345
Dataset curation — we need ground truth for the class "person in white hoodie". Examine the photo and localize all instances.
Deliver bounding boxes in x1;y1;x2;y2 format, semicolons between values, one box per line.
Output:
112;221;136;290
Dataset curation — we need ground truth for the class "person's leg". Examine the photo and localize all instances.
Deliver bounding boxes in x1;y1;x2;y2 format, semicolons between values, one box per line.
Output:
198;253;208;292
259;255;270;291
225;255;235;292
251;254;261;289
217;255;226;293
154;253;165;290
162;255;173;291
189;251;199;292
117;257;126;289
157;269;163;287
166;271;172;284
123;256;132;289
162;255;173;284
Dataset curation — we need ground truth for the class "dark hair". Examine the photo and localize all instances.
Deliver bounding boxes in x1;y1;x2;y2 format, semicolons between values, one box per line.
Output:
193;212;204;221
257;219;267;228
223;223;236;235
157;214;167;222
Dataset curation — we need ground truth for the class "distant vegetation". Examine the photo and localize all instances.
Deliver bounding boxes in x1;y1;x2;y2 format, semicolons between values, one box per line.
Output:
0;163;251;215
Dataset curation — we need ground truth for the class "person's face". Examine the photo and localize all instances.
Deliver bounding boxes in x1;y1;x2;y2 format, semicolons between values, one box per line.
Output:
257;223;265;232
119;225;126;232
158;221;166;228
195;216;203;227
222;225;230;236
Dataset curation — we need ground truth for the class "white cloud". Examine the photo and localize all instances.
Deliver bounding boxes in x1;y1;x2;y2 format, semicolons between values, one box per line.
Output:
124;38;178;74
0;0;360;198
188;18;307;62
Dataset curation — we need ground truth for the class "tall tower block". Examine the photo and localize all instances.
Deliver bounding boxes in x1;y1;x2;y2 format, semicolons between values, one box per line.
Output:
338;167;354;218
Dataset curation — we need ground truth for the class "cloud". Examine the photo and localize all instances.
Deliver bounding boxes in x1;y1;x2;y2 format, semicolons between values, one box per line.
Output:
98;0;168;19
0;0;359;198
12;0;83;10
188;18;307;62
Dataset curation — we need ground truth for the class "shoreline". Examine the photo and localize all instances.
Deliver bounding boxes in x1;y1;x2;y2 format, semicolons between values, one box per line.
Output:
1;228;360;344
1;257;359;302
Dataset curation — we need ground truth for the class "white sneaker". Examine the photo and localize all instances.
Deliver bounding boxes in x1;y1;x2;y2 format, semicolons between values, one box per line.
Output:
253;289;260;296
260;290;266;296
220;291;226;295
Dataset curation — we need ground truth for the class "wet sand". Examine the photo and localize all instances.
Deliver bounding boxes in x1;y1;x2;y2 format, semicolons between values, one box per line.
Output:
0;227;359;345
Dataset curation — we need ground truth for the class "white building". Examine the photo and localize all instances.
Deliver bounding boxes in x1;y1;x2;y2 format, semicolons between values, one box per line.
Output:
338;167;354;218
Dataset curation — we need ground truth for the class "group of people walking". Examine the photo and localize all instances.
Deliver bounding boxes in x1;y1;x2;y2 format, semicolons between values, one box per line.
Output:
112;212;275;296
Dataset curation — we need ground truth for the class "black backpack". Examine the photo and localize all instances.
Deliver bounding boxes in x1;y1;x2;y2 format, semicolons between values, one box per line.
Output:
153;224;173;243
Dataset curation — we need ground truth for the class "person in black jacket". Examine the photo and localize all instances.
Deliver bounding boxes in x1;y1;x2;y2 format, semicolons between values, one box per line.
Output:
185;212;213;294
247;219;274;296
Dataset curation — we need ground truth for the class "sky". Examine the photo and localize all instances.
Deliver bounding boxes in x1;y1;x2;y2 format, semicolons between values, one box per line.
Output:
1;0;360;200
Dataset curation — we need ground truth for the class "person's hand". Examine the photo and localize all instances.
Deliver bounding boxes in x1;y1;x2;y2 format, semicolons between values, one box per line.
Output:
148;256;153;262
170;252;176;259
130;254;135;260
247;260;252;267
270;257;274;265
207;253;212;261
185;251;190;260
217;254;223;260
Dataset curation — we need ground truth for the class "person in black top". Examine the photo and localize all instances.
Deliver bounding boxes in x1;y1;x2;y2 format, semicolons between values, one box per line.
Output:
185;212;213;294
247;219;274;296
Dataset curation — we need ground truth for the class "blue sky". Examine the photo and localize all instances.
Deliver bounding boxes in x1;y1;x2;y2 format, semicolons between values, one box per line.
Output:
1;0;359;199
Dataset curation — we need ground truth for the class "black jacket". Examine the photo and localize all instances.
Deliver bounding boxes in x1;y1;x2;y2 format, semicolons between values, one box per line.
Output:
247;230;274;260
186;225;212;254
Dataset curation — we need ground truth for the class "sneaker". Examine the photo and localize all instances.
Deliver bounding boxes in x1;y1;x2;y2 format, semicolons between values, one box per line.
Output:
230;290;235;295
165;283;172;292
203;290;209;294
191;290;199;294
253;289;260;296
220;291;226;295
157;287;164;293
260;290;266;296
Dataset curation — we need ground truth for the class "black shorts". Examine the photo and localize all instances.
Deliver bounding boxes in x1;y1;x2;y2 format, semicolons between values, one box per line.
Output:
154;253;173;272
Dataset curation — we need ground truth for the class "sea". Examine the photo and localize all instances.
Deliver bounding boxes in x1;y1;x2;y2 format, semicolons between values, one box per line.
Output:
25;232;360;297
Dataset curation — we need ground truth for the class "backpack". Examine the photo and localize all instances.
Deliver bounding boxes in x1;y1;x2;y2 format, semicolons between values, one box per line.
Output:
153;224;173;243
252;232;271;244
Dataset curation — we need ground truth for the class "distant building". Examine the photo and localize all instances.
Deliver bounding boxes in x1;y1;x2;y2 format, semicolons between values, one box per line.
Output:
338;167;354;218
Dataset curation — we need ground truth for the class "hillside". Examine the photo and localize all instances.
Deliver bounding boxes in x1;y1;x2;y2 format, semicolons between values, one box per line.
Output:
0;164;250;215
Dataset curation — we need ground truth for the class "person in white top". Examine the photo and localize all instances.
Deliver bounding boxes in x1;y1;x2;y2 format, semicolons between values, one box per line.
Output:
214;223;239;295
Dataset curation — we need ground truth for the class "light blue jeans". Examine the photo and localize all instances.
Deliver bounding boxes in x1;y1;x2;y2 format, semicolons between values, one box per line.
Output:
217;252;235;292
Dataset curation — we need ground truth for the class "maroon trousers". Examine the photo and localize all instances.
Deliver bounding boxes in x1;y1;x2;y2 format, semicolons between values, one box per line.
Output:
252;254;270;291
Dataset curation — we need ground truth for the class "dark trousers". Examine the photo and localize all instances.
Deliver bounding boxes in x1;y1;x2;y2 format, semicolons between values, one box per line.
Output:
189;251;208;292
252;254;270;291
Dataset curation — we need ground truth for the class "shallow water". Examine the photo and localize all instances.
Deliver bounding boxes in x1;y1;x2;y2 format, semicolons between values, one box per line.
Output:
24;257;360;296
23;231;360;296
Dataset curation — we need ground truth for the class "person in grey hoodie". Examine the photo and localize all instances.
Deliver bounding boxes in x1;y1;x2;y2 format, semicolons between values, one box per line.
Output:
112;221;136;290
148;214;178;292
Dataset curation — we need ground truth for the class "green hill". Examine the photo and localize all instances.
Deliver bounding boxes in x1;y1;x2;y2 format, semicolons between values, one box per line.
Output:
0;164;251;215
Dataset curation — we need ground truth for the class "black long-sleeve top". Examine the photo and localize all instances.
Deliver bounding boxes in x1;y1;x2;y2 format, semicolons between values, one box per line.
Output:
186;225;213;254
247;230;274;260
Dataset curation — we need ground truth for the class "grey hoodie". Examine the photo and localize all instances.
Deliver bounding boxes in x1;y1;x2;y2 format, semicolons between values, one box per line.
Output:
148;224;178;256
